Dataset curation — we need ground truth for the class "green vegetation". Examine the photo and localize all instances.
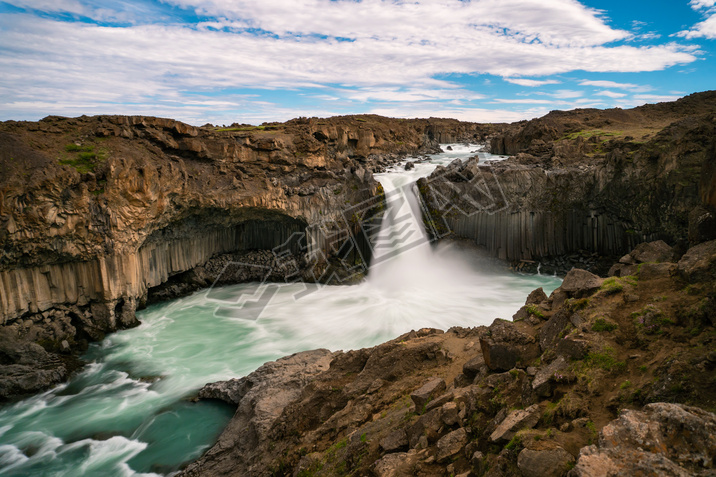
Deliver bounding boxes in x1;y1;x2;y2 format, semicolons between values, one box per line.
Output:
599;277;624;295
64;143;94;152
631;305;673;335
620;380;632;390
560;129;622;141
566;298;590;312
505;434;522;450
584;347;626;372
525;304;545;319
59;143;106;173
591;318;617;332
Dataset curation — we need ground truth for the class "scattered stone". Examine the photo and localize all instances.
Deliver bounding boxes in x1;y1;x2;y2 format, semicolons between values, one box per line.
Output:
677;239;716;283
518;447;575;477
480;320;540;371
629;240;675;263
539;309;571;351
440;402;460;426
608;263;638;277
569;403;716;476
490;404;541;442
379;429;409;453
532;356;568;397
556;336;589;360
410;377;446;413
373;451;418;477
407;408;442;448
526;287;548;305
638;262;676;280
436;428;468;462
462;354;486;377
560;269;603;297
425;390;455;412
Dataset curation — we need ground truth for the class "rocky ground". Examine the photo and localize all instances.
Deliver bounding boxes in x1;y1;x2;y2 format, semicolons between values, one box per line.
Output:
182;239;716;477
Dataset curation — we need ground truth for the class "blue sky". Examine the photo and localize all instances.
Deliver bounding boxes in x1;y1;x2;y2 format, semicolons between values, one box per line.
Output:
0;0;714;125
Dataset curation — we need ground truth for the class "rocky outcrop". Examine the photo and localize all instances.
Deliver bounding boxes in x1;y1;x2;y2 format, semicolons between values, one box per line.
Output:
569;403;716;476
419;91;716;274
182;242;716;476
0;114;491;399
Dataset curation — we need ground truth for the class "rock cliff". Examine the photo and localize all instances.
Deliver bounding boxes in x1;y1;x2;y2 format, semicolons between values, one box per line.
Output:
184;239;716;476
420;91;716;274
0;114;494;399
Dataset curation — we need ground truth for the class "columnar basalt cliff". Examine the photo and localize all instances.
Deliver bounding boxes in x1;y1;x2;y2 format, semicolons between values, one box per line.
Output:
0;114;495;398
183;240;716;477
420;91;716;275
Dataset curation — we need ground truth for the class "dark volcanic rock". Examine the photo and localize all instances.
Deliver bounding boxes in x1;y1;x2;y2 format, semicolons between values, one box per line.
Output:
480;320;540;371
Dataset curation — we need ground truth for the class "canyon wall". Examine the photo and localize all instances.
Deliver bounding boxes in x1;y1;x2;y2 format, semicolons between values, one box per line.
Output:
420;91;716;274
0;113;495;398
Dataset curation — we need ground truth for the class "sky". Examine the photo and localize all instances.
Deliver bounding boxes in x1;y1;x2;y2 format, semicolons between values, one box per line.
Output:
0;0;714;125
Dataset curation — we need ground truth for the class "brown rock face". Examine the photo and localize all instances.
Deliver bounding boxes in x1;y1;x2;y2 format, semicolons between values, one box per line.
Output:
569;403;716;477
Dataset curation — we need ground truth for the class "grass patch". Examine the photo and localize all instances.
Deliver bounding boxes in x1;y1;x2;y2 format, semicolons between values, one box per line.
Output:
631;305;673;335
600;277;624;295
64;143;93;152
525;304;545;319
592;318;617;332
584;347;626;372
59;143;106;173
566;298;590;312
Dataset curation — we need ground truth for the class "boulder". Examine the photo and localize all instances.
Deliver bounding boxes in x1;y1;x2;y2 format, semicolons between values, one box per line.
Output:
526;287;548;305
480;320;540;371
490;404;541;442
406;408;443;448
677;239;716;283
532;356;568;397
637;262;676;280
607;263;638;277
436;428;468;462
379;429;409;453
556;336;589;360
410;377;446;413
560;269;603;298
629;240;675;263
688;205;716;244
569;403;716;476
539;309;571;351
373;451;419;477
518;447;574;477
462;354;487;377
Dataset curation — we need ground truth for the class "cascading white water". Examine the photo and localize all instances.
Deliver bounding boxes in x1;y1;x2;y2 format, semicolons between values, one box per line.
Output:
0;144;559;476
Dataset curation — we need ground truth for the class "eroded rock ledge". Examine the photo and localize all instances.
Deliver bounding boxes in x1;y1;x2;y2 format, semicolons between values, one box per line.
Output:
184;239;716;476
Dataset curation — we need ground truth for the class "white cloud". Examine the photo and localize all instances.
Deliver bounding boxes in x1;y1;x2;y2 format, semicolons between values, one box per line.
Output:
678;13;716;39
578;80;651;92
551;90;584;99
504;78;561;87
491;98;556;104
596;90;627;98
689;0;716;11
0;1;703;123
